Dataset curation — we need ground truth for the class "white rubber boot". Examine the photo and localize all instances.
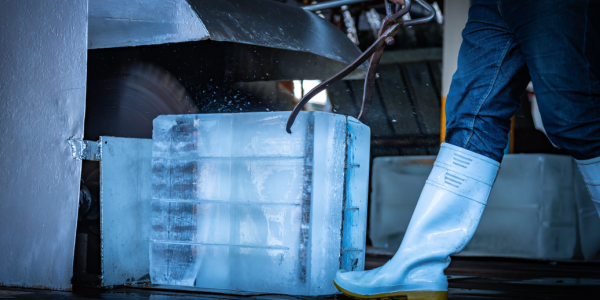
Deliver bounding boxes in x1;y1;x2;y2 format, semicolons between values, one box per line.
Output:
575;156;600;217
334;143;500;300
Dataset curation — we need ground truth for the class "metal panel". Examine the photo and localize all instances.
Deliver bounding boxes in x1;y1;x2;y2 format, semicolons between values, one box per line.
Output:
428;61;443;97
186;0;363;66
346;80;394;138
303;0;370;11
402;63;440;135
88;0;364;72
376;65;421;136
0;0;88;290
82;140;100;162
379;48;443;65
88;0;209;49
328;81;361;117
100;137;153;287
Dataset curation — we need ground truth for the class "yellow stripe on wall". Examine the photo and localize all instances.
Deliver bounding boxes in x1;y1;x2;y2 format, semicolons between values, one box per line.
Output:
440;96;446;144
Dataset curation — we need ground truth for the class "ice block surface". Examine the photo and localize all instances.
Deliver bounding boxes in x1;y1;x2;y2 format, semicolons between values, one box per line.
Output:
150;112;370;295
369;154;580;260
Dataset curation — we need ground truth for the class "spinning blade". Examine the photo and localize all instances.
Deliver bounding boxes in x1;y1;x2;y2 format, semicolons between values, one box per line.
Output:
84;63;198;141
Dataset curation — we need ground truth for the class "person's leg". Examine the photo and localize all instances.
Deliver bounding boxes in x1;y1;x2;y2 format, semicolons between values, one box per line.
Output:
444;1;531;162
500;0;600;215
501;0;600;160
334;1;524;299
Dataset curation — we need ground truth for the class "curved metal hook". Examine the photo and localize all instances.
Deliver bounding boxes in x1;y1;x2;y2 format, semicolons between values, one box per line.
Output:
403;0;435;26
389;0;411;21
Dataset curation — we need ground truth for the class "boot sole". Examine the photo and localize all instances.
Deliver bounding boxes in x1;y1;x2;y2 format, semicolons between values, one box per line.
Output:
334;281;447;300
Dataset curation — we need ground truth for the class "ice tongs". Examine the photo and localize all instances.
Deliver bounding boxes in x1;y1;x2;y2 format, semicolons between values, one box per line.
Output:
286;0;435;133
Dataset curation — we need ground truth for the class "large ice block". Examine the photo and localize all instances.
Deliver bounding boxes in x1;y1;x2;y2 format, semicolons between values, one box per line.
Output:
150;112;370;295
370;154;587;260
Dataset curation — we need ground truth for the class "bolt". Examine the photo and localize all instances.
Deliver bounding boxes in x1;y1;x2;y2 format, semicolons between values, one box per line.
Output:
385;37;395;45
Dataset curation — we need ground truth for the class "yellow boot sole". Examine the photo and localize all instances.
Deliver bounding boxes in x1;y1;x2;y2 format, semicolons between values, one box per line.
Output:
334;281;448;300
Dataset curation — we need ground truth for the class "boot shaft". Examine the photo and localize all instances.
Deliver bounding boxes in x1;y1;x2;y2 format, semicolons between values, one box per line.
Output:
392;143;500;281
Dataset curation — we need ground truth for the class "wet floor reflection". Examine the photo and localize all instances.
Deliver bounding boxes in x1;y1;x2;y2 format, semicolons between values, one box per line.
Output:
3;254;600;299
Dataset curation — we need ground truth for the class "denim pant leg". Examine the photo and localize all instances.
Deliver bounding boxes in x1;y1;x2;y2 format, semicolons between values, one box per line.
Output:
501;0;600;160
445;0;530;162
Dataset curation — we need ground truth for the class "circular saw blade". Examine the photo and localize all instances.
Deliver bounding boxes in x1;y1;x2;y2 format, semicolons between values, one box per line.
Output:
84;62;198;141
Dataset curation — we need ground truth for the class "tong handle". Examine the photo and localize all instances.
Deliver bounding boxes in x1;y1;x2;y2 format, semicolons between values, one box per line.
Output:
403;0;435;26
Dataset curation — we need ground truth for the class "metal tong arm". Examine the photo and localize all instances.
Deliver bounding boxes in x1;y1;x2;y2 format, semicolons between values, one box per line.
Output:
356;0;434;120
404;0;435;26
285;23;401;133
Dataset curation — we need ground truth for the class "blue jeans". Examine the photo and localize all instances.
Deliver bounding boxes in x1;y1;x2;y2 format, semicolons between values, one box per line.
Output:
445;0;600;162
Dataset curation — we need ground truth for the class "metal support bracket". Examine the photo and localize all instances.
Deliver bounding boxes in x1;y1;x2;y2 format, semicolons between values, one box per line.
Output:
83;140;101;161
69;138;101;161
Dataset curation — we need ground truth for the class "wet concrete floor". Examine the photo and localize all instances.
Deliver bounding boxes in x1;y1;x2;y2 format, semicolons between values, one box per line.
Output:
2;255;599;299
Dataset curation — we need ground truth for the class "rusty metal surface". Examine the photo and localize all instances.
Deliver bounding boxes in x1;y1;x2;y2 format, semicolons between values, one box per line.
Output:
0;0;88;290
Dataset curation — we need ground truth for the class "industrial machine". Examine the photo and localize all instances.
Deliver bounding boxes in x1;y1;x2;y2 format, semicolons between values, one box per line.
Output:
72;0;438;291
1;0;372;291
3;1;600;299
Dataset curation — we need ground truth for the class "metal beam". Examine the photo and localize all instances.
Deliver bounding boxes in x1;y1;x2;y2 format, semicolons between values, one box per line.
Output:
379;48;442;65
303;0;371;11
